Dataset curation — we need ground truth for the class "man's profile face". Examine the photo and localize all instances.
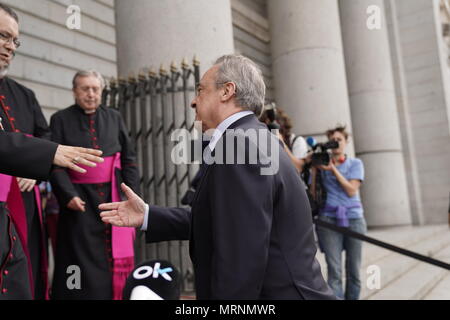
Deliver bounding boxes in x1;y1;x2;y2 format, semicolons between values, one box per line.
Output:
0;10;19;77
191;65;223;131
73;75;103;113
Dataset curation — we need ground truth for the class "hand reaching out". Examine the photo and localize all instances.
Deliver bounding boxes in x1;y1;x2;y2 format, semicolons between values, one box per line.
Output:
98;183;146;228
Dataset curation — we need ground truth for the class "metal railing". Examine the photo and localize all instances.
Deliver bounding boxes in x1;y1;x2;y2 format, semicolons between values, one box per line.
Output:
102;58;201;293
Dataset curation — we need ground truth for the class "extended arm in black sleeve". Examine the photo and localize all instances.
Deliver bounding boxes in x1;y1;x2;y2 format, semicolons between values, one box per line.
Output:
0;132;57;180
145;206;191;243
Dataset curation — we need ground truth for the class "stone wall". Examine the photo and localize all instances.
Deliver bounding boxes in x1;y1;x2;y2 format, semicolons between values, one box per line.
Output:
4;0;117;120
395;0;450;224
231;0;274;100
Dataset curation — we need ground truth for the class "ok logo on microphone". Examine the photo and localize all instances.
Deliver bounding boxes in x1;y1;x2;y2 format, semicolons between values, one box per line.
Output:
133;263;173;281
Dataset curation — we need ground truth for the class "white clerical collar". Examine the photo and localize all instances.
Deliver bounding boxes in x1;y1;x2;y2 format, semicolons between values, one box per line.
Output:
207;110;253;152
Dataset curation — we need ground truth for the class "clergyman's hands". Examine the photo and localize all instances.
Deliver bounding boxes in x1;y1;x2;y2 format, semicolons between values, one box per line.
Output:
16;177;36;192
67;196;86;212
99;183;146;228
53;145;104;173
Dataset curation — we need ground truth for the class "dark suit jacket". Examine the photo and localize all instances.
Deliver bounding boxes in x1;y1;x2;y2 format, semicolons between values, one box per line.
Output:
0;132;57;180
146;114;336;300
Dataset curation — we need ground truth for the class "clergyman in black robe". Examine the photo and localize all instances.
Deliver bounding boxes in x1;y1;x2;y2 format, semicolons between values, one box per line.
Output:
0;130;105;300
0;132;57;300
0;76;51;299
50;70;140;300
0;2;55;299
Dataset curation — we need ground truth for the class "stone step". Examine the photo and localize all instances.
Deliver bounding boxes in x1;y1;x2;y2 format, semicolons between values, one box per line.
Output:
421;247;450;300
361;225;449;268
422;270;450;300
314;225;449;265
314;224;450;300
367;243;450;300
361;228;450;299
360;225;449;269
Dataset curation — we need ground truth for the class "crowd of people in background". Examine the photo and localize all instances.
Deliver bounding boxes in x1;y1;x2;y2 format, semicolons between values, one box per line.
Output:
262;105;367;300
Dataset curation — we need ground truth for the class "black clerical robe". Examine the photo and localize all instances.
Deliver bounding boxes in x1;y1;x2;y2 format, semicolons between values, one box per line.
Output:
49;104;140;300
0;132;56;300
0;77;51;300
0;132;56;179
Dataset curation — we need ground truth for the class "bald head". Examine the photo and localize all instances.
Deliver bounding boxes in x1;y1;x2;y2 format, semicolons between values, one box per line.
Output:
0;3;19;23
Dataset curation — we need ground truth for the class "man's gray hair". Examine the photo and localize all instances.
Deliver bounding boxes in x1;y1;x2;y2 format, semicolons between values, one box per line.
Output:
72;70;105;89
0;3;19;23
214;54;266;116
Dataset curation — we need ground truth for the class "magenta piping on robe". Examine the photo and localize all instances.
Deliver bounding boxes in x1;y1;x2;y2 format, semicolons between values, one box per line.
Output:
69;153;135;300
0;173;36;298
0;174;12;202
33;186;49;300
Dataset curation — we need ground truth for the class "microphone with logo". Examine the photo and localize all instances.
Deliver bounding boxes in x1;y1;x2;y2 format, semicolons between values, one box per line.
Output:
306;136;317;149
122;260;181;300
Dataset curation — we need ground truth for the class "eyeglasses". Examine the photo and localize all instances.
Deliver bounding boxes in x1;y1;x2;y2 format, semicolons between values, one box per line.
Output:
78;86;102;94
0;32;20;49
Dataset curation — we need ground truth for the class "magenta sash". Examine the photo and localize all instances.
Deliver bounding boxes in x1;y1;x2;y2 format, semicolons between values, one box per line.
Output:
68;152;135;300
33;185;49;300
0;174;13;201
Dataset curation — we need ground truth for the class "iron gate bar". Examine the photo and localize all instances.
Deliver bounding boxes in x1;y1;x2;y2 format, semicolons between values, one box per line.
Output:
149;72;160;259
128;77;138;142
159;65;171;261
170;62;185;287
104;59;200;292
138;73;150;206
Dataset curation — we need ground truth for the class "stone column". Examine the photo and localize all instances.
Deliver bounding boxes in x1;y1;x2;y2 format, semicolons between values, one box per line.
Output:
114;0;235;208
115;0;235;76
339;0;411;226
268;0;355;156
114;0;235;286
385;0;424;225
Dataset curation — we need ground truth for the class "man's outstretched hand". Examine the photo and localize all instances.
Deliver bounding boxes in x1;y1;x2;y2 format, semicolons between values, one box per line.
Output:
99;183;146;228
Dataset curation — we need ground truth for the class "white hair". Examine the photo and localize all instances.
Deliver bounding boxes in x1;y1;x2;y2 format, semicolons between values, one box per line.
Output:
72;69;105;89
214;54;266;116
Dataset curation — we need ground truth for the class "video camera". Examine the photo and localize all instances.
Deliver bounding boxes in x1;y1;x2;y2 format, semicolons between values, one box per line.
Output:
301;137;339;217
306;137;339;166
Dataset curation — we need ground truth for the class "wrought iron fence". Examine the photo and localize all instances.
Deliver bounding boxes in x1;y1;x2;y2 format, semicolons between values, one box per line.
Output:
102;58;201;293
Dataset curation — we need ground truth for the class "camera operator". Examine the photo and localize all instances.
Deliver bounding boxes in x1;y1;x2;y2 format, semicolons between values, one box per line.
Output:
276;108;309;173
260;104;309;173
310;125;366;300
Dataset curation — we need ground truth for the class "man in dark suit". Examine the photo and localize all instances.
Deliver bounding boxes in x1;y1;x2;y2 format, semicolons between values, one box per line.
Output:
99;54;336;300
